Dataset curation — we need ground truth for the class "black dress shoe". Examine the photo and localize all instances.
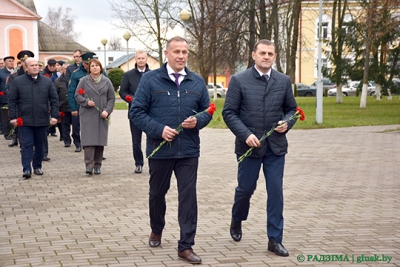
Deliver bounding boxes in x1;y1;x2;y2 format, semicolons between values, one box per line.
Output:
64;143;71;147
75;146;82;152
43;157;51;161
94;168;101;175
102;156;106;160
50;133;57;137
178;249;202;264
149;232;162;247
5;135;12;140
230;217;242;241
268;239;289;257
86;168;93;175
34;168;43;175
135;166;142;173
22;171;31;179
8;138;18;147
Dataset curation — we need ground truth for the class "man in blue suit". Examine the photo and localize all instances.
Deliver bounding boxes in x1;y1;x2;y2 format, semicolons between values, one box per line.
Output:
222;39;298;257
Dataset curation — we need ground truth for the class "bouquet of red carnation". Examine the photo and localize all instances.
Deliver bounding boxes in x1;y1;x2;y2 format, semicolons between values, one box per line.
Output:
8;117;23;138
126;95;133;103
78;88;110;124
148;103;217;158
238;107;305;163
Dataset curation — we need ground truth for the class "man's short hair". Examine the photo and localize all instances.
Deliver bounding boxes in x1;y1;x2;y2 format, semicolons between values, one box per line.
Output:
166;36;188;49
253;39;275;52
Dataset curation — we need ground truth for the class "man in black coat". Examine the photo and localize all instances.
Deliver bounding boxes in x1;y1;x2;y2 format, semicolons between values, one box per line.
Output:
119;50;150;174
222;39;297;257
65;49;82;86
55;63;80;149
0;55;15;139
8;58;59;179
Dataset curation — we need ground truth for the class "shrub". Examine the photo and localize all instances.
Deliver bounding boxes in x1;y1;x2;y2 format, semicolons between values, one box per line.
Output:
108;68;125;91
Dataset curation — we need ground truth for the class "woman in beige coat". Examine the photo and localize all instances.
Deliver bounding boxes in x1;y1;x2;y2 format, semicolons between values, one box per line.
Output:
74;59;115;175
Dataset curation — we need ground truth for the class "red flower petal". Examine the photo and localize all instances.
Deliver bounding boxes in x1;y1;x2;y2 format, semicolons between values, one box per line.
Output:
78;88;85;95
126;95;133;103
17;117;23;127
208;103;217;115
0;92;4;96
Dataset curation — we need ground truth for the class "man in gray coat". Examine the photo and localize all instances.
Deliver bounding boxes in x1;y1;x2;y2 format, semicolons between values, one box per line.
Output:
222;39;297;257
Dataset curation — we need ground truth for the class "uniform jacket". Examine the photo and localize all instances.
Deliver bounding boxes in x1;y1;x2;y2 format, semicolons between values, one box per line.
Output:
119;63;150;118
0;68;12;104
8;73;59;126
54;74;70;112
222;66;297;157
74;75;115;146
68;63;87;111
130;63;212;159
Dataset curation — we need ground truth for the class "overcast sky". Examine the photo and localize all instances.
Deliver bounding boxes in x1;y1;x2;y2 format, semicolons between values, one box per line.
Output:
34;0;130;51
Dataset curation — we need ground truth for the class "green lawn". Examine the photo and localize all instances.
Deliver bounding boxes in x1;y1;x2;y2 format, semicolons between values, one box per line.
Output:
115;96;400;129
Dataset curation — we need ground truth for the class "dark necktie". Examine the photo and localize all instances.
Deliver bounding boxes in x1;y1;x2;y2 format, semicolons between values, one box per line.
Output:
263;74;269;82
173;73;181;88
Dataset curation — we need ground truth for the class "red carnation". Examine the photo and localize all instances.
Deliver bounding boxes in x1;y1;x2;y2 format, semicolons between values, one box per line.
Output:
78;88;85;95
207;103;217;115
126;95;133;103
17;117;23;127
0;92;4;97
296;107;305;121
60;111;65;117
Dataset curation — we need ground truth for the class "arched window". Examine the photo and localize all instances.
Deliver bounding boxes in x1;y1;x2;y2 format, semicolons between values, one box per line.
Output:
8;28;24;58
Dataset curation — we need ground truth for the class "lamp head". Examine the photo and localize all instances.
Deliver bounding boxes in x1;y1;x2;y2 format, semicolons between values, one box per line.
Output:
179;9;191;21
123;32;131;41
101;38;108;46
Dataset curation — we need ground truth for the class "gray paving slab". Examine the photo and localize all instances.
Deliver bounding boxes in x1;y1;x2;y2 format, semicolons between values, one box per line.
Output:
0;109;399;266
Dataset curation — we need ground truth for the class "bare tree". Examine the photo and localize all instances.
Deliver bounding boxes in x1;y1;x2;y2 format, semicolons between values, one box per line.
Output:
328;0;349;104
109;0;180;64
108;35;124;50
44;6;80;41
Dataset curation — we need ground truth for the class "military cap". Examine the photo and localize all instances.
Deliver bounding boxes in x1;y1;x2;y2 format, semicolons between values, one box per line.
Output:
3;56;15;61
57;60;66;66
17;50;35;61
47;59;57;65
38;61;44;66
81;52;96;63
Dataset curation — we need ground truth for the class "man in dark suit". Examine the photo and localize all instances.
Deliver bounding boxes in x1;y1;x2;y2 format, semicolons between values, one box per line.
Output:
8;58;59;179
119;51;150;174
65;49;82;86
222;39;298;257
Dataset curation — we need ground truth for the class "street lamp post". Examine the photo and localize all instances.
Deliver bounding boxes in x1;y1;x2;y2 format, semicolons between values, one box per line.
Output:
123;31;131;71
100;38;108;69
179;9;191;66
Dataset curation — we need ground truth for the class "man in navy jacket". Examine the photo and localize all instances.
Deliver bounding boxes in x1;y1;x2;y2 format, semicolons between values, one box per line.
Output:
223;39;297;257
8;58;59;179
130;37;212;264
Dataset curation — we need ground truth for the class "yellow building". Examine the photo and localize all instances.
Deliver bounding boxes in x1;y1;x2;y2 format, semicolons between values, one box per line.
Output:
297;1;368;85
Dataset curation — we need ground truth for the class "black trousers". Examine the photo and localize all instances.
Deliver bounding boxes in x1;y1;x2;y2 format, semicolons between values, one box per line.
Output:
0;105;12;137
61;112;81;147
148;157;198;252
129;118;143;167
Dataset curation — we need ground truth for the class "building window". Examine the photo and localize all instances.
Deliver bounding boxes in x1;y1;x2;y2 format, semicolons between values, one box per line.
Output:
108;57;114;62
318;22;329;39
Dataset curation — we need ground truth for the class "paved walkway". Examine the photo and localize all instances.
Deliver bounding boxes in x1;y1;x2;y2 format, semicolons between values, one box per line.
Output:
0;110;399;267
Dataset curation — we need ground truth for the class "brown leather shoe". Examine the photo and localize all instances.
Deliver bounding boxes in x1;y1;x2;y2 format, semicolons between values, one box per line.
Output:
149;232;162;247
178;249;202;264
